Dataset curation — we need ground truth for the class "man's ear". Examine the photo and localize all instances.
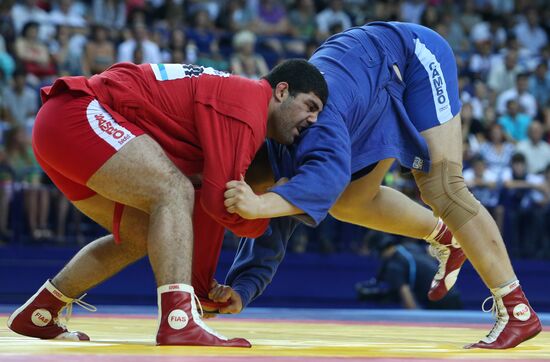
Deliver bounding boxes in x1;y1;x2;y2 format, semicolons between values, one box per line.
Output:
274;82;289;102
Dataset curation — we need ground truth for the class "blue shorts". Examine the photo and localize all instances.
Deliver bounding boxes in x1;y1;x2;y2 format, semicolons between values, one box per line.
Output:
367;22;461;132
313;22;462;174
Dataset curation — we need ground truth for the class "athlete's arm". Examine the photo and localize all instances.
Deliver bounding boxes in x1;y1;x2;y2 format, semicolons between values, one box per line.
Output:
221;217;299;309
225;178;303;219
227;104;351;224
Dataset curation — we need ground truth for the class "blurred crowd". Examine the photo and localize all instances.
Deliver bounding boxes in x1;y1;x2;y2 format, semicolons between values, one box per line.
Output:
0;0;549;259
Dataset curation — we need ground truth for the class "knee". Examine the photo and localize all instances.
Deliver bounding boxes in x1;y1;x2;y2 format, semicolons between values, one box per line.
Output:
154;172;194;209
414;160;480;231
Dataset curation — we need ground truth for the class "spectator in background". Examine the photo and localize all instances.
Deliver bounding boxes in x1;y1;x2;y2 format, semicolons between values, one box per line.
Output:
0;147;14;243
468;38;496;82
1;69;38;134
496;73;538;118
400;0;426;25
356;232;462;310
216;0;254;33
487;50;521;95
498;99;532;142
10;0;51;40
316;0;351;40
516;121;550;175
117;22;162;64
186;9;219;57
15;21;56;80
287;0;317;55
92;0;126;31
0;34;15;84
464;155;503;231
460;0;482;39
253;0;290;37
501;153;547;258
479;123;516;179
461;102;486;160
4;126;51;241
49;0;86;29
230;30;268;79
48;25;77;76
81;24;115;76
529;62;550;109
514;7;548;57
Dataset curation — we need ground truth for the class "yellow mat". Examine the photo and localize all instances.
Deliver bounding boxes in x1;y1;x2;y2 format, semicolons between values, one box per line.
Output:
1;316;549;360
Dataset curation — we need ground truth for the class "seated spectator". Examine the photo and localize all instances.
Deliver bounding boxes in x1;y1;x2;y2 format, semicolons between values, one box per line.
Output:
468;38;496;82
501;152;547;258
252;0;290;37
0;147;14;243
287;0;317;55
528;62;550;109
0;34;15;84
92;0;126;31
516;121;550;174
49;0;86;28
496;72;538;118
487;50;521;95
316;0;351;41
479;123;516;179
81;24;115;76
117;22;162;64
498;99;533;142
15;21;57;79
513;7;548;56
461;102;486;160
1;69;38;134
48;25;80;76
356;232;462;310
230;30;268;79
216;0;254;33
4;126;51;241
11;0;51;41
186;9;219;57
167;28;197;64
463;155;503;231
288;0;317;41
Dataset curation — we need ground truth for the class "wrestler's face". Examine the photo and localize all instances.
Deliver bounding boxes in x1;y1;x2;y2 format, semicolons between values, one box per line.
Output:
268;83;323;145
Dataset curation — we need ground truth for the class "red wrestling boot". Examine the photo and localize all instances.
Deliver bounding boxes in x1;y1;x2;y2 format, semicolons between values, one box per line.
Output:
425;219;466;301
7;280;95;341
155;284;250;347
466;281;542;349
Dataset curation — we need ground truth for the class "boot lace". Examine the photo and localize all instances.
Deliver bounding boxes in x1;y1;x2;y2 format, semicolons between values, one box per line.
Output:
428;242;450;280
481;296;507;343
55;294;97;329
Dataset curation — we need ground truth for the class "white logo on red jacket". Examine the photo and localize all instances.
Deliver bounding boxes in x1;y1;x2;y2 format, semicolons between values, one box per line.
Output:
86;100;135;151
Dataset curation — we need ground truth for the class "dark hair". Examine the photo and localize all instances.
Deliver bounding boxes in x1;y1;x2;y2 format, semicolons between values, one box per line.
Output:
263;59;328;106
21;21;40;37
511;152;526;164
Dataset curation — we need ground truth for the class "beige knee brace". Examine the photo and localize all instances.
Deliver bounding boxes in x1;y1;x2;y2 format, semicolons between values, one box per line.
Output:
414;159;480;231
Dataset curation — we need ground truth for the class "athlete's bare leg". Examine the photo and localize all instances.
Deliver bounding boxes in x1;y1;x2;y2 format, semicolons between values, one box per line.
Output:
51;195;149;298
85;134;195;286
415;115;516;287
330;158;438;239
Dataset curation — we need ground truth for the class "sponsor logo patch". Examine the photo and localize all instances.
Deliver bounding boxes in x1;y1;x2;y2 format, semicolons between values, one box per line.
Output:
31;309;52;327
86;100;135;151
167;309;189;330
513;303;531;321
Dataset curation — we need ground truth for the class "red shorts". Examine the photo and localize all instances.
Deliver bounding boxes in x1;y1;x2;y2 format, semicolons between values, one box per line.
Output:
33;92;144;201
